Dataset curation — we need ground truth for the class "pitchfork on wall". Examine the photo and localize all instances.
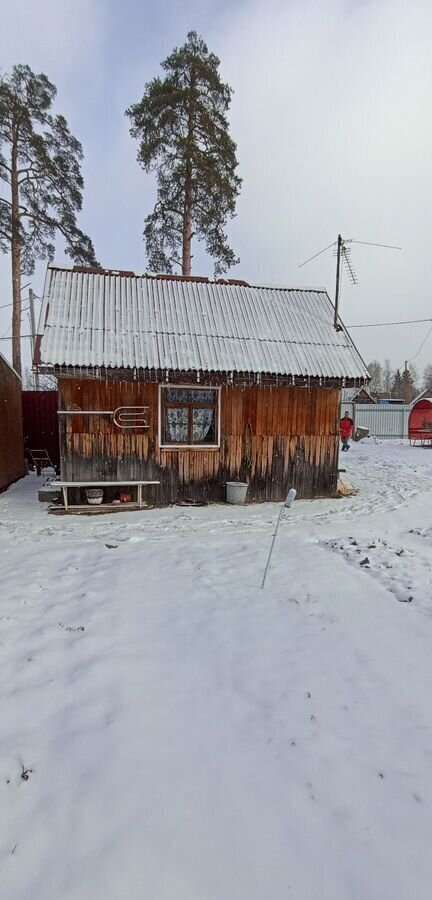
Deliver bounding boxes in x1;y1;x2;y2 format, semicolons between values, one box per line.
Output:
113;407;149;429
59;406;150;430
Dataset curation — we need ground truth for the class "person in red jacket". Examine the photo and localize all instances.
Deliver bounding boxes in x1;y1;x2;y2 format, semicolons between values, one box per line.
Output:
340;411;354;451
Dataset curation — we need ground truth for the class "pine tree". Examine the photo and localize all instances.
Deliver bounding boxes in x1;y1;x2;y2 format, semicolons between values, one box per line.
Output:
0;64;97;376
391;369;403;397
402;366;416;403
423;364;432;390
126;31;242;277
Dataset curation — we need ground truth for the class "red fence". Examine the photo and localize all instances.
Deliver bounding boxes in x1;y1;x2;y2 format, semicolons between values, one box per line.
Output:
22;391;59;467
0;354;25;491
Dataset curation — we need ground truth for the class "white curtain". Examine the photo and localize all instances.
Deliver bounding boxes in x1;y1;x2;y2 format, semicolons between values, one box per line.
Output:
192;408;214;442
166;408;188;442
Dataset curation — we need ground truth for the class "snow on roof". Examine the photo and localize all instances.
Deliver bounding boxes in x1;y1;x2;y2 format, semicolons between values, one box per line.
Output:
410;389;432;406
341;386;374;402
411;396;432;407
37;265;369;381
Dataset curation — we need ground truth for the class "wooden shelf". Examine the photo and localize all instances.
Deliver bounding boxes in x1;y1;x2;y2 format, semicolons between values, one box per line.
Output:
72;502;140;509
48;502;154;516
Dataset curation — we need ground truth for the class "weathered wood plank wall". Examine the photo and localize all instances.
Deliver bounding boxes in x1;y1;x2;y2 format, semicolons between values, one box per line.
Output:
58;379;340;502
0;355;25;492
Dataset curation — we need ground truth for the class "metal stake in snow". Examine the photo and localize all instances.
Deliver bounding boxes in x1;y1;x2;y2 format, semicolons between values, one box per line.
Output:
260;488;297;589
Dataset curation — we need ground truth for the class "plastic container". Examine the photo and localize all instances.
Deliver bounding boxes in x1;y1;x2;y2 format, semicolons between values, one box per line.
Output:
226;482;248;504
85;488;104;505
353;426;370;442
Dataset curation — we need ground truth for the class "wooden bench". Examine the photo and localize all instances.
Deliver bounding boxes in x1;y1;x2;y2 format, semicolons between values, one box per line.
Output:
54;481;160;511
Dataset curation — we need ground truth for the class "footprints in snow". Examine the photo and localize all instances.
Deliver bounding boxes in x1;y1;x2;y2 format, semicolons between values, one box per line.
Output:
323;536;425;605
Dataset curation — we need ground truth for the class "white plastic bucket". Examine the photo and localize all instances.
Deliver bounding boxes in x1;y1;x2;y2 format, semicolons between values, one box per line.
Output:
226;482;248;504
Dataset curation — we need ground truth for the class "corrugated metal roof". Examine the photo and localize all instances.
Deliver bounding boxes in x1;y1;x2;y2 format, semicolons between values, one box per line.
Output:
37;266;369;381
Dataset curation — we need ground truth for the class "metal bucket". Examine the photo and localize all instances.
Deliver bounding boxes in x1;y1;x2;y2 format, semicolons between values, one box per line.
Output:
226;482;248;504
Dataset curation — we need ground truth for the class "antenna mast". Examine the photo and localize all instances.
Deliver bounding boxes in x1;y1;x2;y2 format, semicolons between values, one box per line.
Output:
334;234;342;331
299;235;400;330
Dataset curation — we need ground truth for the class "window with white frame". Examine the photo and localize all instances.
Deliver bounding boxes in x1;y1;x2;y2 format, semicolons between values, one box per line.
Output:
160;386;219;447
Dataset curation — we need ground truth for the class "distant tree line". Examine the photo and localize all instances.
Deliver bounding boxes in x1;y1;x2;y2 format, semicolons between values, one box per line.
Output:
367;360;432;402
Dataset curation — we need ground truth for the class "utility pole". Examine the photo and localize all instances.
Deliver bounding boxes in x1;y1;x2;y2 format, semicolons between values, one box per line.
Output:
334;234;343;330
300;233;399;332
28;288;40;390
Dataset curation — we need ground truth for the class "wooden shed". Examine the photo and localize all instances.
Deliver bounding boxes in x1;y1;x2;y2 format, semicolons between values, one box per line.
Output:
35;265;369;507
0;352;25;492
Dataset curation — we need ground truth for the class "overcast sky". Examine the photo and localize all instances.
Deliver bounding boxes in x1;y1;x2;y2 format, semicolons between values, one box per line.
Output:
1;0;432;378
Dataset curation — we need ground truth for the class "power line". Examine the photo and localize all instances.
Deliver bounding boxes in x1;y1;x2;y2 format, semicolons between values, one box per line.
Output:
0;334;33;340
0;295;41;310
406;323;432;364
299;237;401;270
392;323;432;374
348;317;432;328
298;241;337;268
0;305;30;339
348;239;402;250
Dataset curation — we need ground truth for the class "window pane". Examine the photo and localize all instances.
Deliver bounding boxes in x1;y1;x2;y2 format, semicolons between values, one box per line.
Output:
192;408;216;443
188;389;216;403
165;407;188;442
165;388;216;404
165;389;190;403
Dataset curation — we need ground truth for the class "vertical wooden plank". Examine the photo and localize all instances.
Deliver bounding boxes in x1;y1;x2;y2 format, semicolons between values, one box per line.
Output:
264;387;271;435
282;387;290;436
318;389;326;437
290;387;298;437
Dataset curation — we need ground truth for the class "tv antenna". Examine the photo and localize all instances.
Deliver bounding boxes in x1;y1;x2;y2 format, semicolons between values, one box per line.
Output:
298;235;401;331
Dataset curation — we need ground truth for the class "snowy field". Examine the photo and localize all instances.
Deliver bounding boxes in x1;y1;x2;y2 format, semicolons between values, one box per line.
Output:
2;440;432;900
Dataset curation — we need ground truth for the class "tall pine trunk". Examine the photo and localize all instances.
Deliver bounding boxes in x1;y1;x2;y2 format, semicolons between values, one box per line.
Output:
182;161;193;277
11;135;22;377
182;78;194;277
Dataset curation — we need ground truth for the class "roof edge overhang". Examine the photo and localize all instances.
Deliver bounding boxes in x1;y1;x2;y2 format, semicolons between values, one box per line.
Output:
45;263;251;288
37;363;370;389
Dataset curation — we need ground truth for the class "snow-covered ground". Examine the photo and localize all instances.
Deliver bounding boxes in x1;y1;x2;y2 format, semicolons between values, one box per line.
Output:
1;440;432;900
